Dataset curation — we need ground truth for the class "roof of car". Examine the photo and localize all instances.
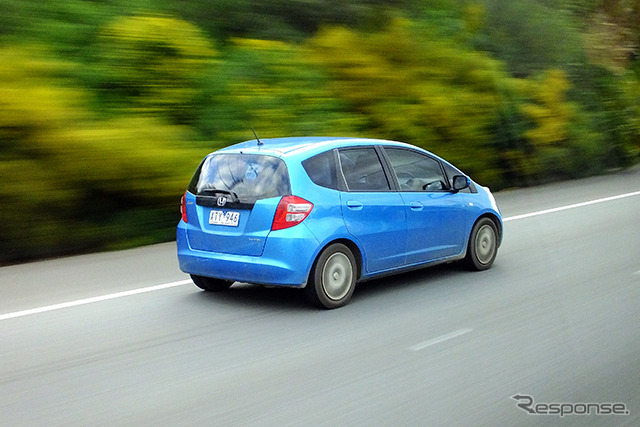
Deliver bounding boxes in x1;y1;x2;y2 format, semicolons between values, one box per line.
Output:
215;136;416;159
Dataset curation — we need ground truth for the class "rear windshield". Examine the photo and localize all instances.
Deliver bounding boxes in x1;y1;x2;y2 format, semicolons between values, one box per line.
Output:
188;153;291;201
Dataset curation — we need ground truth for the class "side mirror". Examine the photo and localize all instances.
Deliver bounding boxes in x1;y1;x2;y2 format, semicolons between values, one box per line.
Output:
452;175;470;193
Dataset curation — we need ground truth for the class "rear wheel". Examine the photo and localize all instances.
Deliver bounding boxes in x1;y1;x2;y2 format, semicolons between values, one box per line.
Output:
464;218;498;271
191;274;233;292
305;243;357;309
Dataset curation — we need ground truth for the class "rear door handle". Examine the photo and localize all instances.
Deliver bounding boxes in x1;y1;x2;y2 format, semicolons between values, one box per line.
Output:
409;201;423;211
346;200;364;210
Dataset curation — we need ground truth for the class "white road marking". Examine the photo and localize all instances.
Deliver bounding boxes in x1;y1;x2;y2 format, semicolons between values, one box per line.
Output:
3;189;640;322
409;328;473;351
503;190;640;222
0;279;191;321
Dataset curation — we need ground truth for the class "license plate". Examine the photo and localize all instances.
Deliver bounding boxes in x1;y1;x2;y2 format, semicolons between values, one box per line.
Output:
209;210;240;227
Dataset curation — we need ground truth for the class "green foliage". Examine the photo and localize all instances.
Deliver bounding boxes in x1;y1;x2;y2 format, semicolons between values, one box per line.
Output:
193;38;364;142
474;0;587;77
0;1;639;263
307;19;515;184
569;63;639;168
522;70;575;147
519;70;589;181
174;0;416;41
0;45;204;263
96;14;217;124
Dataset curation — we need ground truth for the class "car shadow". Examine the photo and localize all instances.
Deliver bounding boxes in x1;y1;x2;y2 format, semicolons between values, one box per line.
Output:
189;282;311;312
187;262;473;311
354;263;467;300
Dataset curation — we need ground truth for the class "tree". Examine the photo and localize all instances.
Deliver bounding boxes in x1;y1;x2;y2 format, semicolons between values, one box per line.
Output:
0;45;203;263
522;70;575;147
193;37;364;142
474;0;587;78
96;14;217;124
307;19;517;185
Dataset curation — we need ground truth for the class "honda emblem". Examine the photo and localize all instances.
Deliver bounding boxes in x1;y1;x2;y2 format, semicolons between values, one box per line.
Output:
216;196;227;207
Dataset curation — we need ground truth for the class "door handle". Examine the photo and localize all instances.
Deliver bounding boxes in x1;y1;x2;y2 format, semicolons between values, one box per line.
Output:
346;200;364;210
409;201;423;211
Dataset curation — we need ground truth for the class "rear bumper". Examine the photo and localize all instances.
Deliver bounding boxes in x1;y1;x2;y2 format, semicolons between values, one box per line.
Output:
176;222;319;287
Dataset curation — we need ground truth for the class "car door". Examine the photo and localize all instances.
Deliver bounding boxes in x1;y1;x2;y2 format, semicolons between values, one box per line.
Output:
338;147;407;273
383;147;468;264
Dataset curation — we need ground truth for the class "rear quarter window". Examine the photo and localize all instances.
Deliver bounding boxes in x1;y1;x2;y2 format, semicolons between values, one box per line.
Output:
302;150;339;190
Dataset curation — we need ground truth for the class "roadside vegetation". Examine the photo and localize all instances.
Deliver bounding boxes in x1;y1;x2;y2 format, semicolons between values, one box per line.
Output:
1;0;639;263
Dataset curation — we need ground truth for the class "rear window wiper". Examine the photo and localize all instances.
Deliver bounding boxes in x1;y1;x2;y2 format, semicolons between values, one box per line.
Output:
200;188;240;203
196;189;254;209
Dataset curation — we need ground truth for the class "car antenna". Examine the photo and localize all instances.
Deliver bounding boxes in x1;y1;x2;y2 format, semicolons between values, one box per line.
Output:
251;127;264;146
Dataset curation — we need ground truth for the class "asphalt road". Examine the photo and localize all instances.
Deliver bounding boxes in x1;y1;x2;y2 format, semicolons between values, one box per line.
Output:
1;167;639;426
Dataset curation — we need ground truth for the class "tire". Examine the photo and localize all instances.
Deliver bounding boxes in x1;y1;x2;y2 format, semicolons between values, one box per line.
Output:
191;274;233;292
464;218;498;271
305;243;357;309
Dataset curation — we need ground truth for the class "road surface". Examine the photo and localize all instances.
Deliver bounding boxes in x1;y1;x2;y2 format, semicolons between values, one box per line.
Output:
1;167;639;425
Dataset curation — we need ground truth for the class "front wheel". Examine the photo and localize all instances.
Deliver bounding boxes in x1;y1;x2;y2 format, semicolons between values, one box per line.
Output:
191;274;233;292
464;218;498;271
305;243;357;309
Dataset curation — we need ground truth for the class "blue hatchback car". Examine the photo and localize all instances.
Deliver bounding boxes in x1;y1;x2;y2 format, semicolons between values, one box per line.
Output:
177;137;502;308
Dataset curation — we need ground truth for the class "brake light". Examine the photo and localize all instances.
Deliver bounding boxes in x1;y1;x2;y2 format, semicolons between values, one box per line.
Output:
271;196;313;231
180;191;188;223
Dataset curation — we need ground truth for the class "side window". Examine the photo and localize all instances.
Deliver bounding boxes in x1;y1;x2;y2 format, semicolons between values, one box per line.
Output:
442;162;462;188
302;150;338;190
385;148;449;192
442;161;475;193
338;148;390;191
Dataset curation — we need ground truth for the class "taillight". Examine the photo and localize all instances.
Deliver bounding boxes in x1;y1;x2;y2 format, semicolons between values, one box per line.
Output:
271;196;313;231
180;191;188;223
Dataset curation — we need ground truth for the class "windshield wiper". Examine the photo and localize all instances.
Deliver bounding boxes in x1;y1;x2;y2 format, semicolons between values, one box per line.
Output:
200;188;239;203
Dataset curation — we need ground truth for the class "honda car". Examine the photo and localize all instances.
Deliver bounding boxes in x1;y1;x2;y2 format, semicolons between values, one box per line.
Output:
177;137;502;309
